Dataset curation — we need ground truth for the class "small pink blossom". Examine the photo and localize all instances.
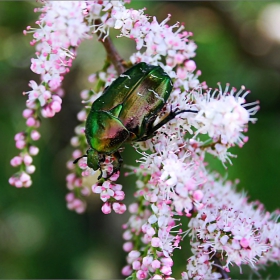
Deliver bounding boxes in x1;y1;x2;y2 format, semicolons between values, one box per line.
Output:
136;270;148;279
101;202;112;214
112;202;127;214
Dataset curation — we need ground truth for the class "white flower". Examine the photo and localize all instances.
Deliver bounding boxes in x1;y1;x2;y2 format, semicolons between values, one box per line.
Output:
191;84;259;147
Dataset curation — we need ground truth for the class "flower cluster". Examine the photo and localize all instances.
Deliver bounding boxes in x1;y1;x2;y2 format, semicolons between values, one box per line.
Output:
92;172;127;214
10;1;279;279
10;1;91;187
183;176;280;279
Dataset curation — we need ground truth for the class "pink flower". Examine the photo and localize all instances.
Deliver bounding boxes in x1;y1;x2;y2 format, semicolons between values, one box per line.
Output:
101;202;112;214
113;202;127;214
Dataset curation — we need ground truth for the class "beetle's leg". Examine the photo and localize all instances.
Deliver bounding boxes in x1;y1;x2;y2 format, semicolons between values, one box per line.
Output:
73;155;87;164
97;166;103;180
104;151;123;179
99;151;123;180
97;154;106;180
112;150;123;175
148;108;198;135
136;108;198;142
99;154;106;163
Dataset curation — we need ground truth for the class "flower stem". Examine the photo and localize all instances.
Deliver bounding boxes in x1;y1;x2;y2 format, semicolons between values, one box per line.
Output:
95;19;126;75
212;254;230;279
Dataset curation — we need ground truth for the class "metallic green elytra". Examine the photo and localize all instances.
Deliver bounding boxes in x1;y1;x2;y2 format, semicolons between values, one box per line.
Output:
74;62;191;179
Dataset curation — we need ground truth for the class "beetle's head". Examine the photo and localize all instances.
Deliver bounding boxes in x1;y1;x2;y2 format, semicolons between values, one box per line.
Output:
86;148;99;170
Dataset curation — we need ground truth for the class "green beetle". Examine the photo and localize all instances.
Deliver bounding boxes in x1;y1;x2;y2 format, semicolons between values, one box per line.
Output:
74;62;192;179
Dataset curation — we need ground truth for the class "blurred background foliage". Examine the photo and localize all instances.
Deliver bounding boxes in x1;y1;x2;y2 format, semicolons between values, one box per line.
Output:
0;1;280;278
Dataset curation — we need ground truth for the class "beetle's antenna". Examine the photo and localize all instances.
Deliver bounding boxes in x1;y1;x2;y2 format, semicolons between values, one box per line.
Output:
73;155;87;164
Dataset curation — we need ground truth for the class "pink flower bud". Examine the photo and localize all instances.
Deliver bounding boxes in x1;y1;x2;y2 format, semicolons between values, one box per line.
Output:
160;265;172;275
26;165;35;174
185;60;196;72
43;90;51;100
8;176;16;185
77;110;87;121
23;155;33;165
146;226;156;237
151;260;161;269
70;136;79;147
72;149;82;159
121;265;132;276
128;250;140;260
26;117;36;127
31;130;41;141
51;101;61;113
66;192;75;202
132;260;141;270
72;199;82;208
15;180;23;188
80;90;89;99
75;205;86;214
174;53;184;64
88;74;96;83
128;202;139;213
142;256;153;266
81;187;90;196
20;172;30;183
22;109;33;118
193;190;203;202
176;67;187;80
123;241;133;252
16;140;26;149
23;180;32;188
101;202;111;214
142;233;152;244
123;230;132;240
10;156;22;167
14;132;24;141
74;177;82;187
161;257;173;267
29;146;39;155
66;173;76;183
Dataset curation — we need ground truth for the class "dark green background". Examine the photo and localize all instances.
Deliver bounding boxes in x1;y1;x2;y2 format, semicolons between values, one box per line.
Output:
0;1;279;278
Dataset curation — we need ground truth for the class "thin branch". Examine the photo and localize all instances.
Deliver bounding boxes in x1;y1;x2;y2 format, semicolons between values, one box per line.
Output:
212;254;230;279
94;19;126;75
